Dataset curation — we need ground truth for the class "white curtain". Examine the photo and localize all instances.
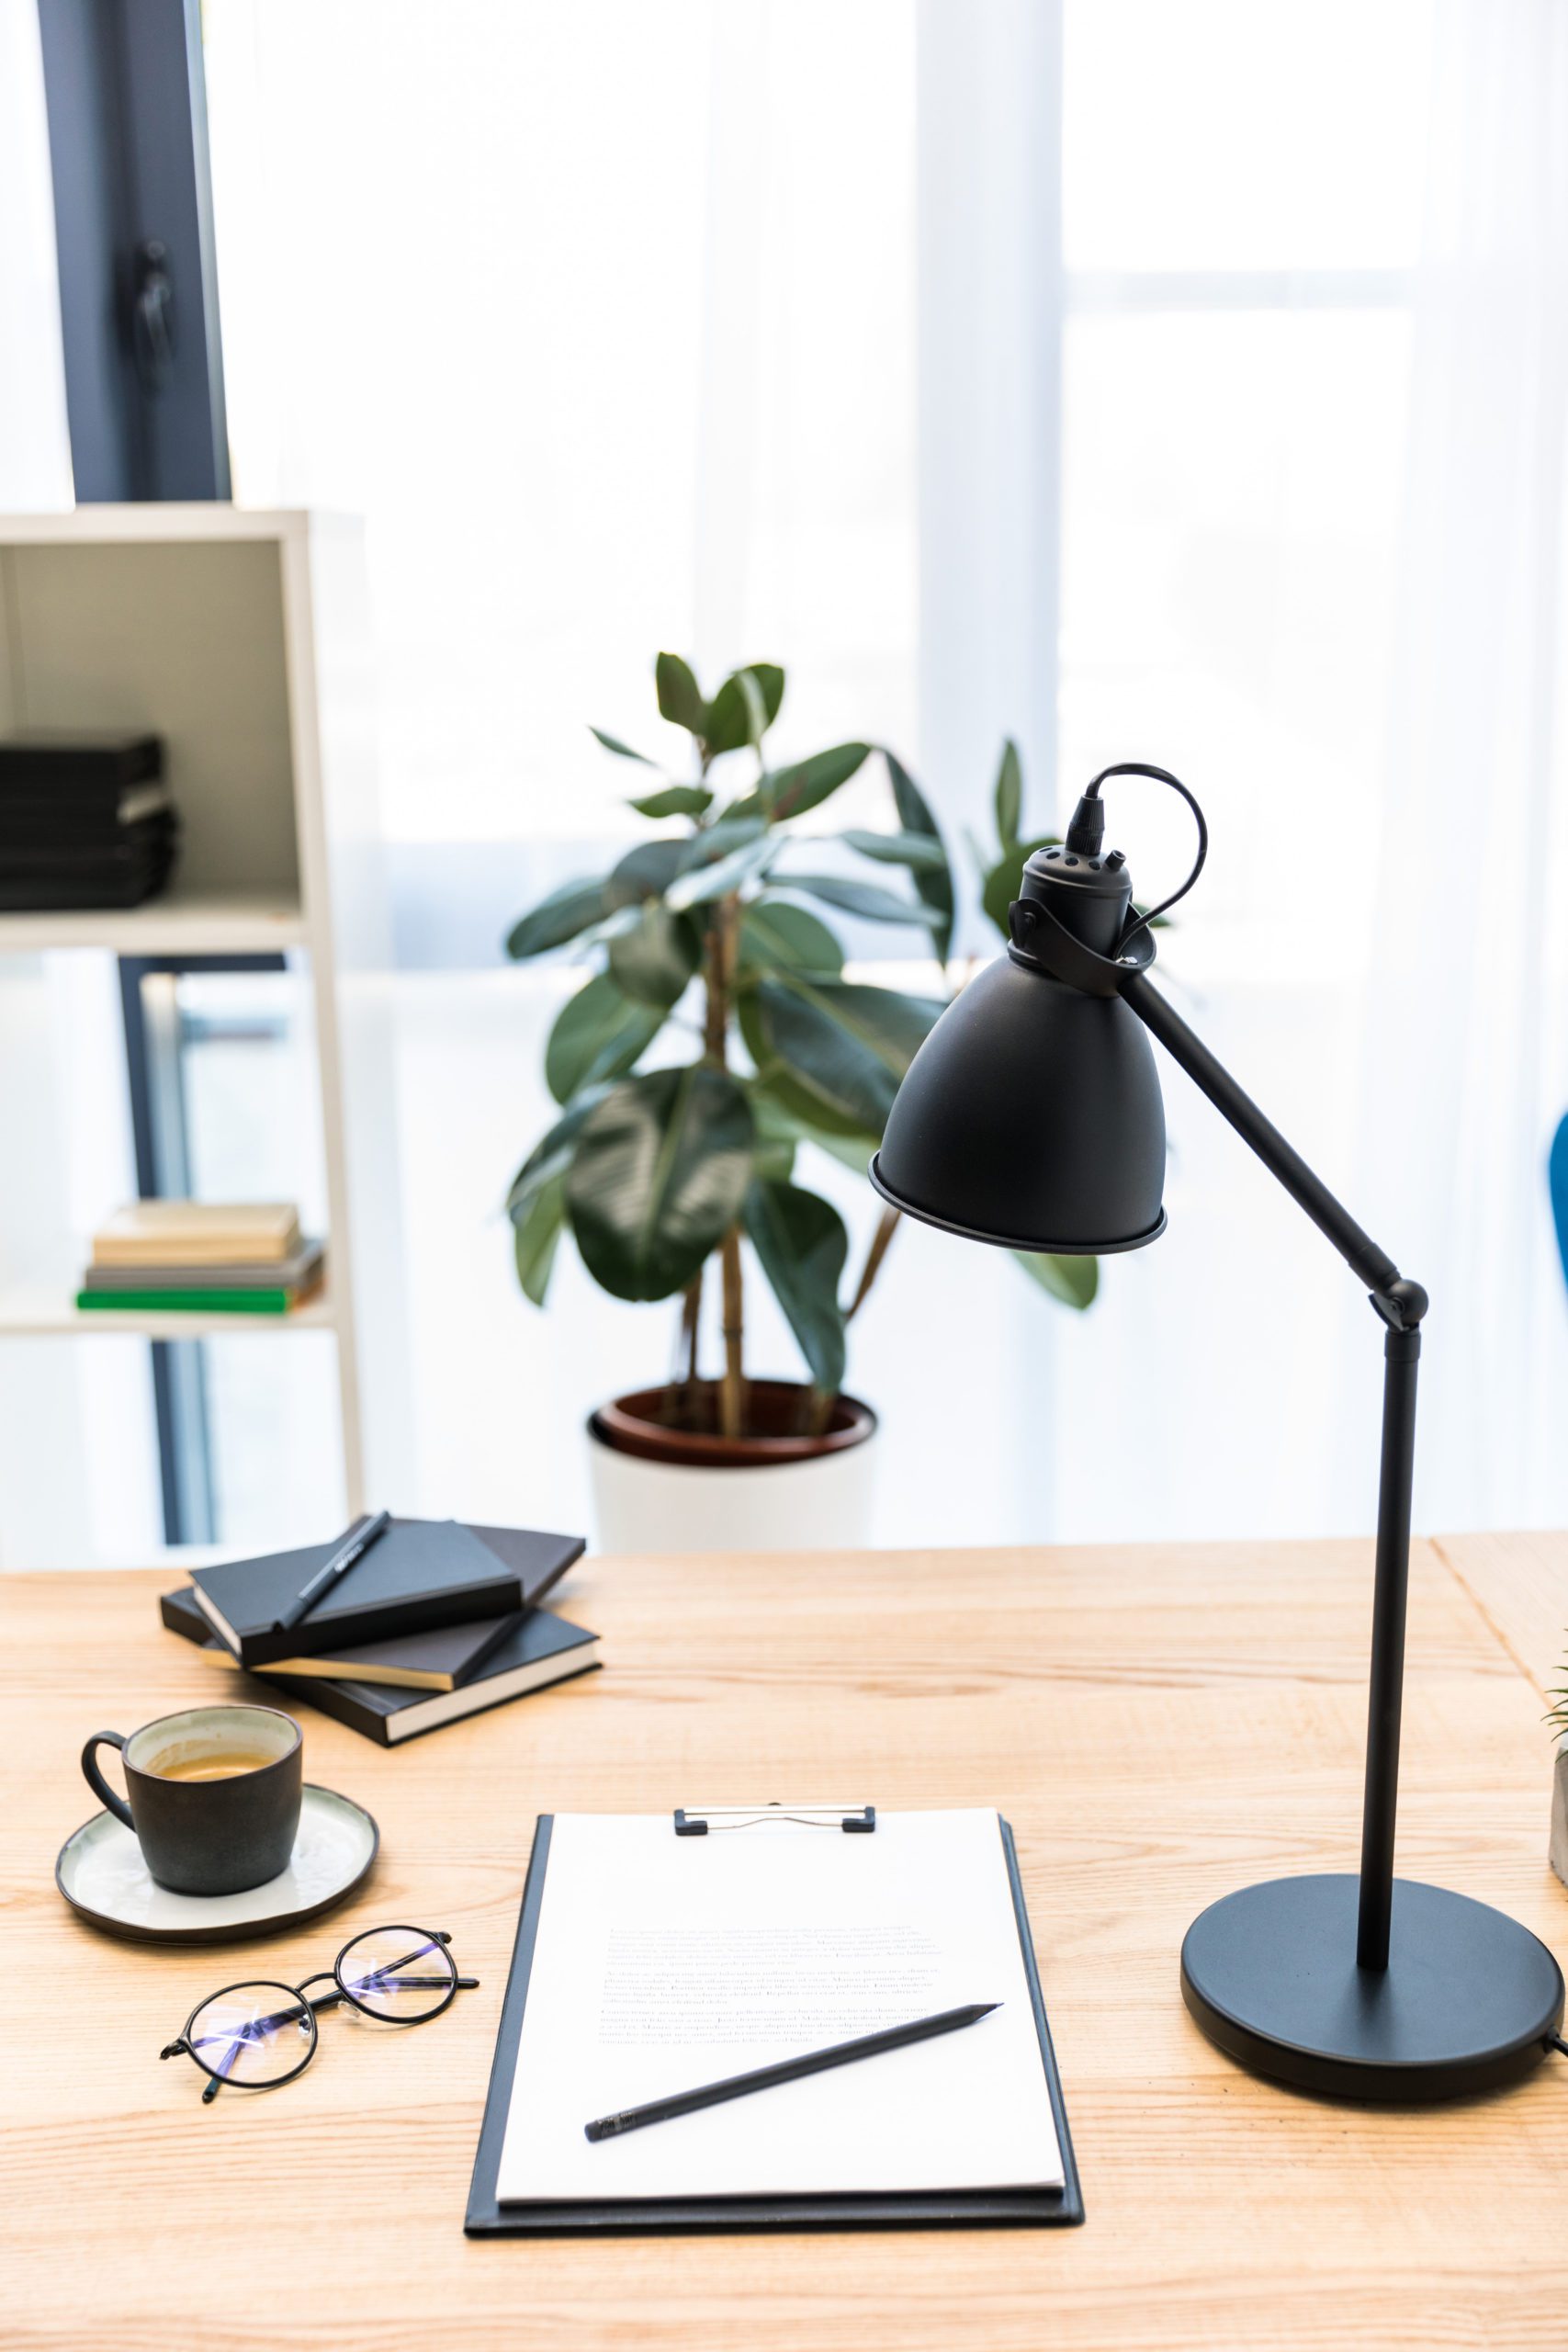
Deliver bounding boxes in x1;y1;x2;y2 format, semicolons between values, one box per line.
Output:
199;0;1568;1550
0;0;71;507
1348;0;1568;1532
7;2;1566;1556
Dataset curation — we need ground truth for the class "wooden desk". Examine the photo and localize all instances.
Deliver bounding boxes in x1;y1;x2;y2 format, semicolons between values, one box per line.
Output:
5;1534;1567;2349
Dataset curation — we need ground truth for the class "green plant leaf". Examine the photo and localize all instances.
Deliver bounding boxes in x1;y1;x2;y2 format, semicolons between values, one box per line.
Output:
566;1066;755;1301
981;833;1059;939
807;1127;878;1175
767;741;870;822
743;1179;848;1393
570;901;648;956
994;738;1023;850
504;1088;607;1224
744;1080;875;1174
590;727;659;765
840;827;949;871
545;974;664;1104
665;834;777;910
738;898;844;978
627;784;713;819
605;836;690;910
751;1137;796;1183
607;903;702;1008
1013;1250;1099;1309
747;1087;800;1182
504;876;606;959
739;1000;863;1137
740;977;943;1136
729;741;871;826
678;815;768;867
885;750;956;964
655;652;706;734
702;662;784;754
513;1173;566;1305
776;874;942;928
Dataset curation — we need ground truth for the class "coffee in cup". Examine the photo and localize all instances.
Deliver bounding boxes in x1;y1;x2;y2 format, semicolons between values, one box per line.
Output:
147;1747;282;1783
81;1704;303;1895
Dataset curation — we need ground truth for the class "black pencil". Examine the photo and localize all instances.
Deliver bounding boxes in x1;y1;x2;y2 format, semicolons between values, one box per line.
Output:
583;2000;1000;2143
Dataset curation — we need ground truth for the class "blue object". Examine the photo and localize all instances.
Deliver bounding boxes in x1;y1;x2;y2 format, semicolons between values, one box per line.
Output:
1551;1115;1568;1293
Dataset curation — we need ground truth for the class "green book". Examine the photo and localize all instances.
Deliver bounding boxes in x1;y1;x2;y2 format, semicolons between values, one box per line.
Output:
75;1286;301;1314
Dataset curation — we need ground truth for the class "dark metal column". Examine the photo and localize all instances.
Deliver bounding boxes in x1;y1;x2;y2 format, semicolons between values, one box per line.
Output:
36;0;230;500
39;0;234;1532
1356;1324;1422;1969
118;958;215;1544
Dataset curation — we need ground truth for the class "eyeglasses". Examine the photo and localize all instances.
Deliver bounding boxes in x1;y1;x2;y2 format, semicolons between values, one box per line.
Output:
159;1924;479;2103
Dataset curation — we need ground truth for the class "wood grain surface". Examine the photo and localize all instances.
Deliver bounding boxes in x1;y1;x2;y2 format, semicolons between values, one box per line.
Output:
4;1535;1567;2350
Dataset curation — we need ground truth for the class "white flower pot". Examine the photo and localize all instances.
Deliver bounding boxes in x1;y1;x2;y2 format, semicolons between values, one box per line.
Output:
586;1381;879;1555
1551;1747;1568;1887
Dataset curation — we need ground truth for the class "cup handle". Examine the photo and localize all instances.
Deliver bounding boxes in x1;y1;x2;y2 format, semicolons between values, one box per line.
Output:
81;1732;135;1828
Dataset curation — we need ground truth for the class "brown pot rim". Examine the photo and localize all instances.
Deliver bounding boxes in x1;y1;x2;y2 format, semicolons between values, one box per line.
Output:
589;1380;878;1471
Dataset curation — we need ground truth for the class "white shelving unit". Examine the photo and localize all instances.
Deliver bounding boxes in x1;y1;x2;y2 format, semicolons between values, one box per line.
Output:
0;888;307;956
0;1285;340;1339
0;506;412;1546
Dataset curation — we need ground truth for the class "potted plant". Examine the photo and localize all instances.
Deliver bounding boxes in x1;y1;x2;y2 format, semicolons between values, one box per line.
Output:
1549;1667;1568;1885
504;656;1094;1550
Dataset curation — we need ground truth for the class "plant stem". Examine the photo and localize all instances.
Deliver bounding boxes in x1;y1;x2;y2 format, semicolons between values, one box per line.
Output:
846;1204;900;1321
680;1268;703;1389
704;920;728;1061
719;1224;745;1439
702;878;746;1436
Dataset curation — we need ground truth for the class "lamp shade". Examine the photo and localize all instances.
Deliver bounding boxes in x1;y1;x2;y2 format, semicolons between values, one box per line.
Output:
870;951;1168;1254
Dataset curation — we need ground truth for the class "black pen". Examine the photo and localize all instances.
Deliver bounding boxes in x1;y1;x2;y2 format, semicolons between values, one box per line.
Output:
272;1509;391;1634
584;2001;999;2143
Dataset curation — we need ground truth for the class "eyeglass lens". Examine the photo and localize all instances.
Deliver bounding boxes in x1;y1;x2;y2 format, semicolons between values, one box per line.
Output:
186;1983;316;2087
335;1927;457;2021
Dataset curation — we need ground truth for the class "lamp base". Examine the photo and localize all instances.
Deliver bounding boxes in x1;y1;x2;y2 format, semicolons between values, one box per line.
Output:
1180;1874;1562;2101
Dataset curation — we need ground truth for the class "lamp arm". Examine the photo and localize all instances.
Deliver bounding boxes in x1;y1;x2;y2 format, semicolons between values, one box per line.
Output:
1117;970;1417;1314
1118;967;1425;1973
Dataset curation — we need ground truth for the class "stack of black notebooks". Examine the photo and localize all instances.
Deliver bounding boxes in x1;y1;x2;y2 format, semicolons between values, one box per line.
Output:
160;1517;598;1745
0;731;178;910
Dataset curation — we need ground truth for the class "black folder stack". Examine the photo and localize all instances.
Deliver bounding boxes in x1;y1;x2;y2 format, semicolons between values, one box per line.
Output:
0;731;178;910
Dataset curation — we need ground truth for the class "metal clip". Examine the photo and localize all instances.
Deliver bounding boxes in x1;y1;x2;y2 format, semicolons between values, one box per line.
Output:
673;1803;875;1837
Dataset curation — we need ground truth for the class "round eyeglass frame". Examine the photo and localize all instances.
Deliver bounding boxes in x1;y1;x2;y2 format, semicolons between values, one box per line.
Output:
333;1921;462;2027
168;1924;462;2096
179;1977;321;2093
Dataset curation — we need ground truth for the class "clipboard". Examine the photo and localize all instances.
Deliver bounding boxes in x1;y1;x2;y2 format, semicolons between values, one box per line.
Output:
465;1808;1084;2235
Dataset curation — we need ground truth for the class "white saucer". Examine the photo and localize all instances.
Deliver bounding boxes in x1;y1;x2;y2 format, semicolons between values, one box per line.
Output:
56;1783;379;1945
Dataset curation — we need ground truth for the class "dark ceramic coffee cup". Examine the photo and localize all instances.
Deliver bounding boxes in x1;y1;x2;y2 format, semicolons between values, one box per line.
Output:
81;1703;304;1896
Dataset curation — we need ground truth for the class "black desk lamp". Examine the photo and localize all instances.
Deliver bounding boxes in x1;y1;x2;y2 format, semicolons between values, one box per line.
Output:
871;763;1564;2100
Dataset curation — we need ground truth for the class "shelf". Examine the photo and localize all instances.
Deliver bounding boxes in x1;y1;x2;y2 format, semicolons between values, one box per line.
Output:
0;505;314;548
0;1284;338;1339
0;888;307;956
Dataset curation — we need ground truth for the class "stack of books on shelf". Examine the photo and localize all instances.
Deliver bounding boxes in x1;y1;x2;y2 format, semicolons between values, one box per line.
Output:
0;731;178;910
79;1202;325;1315
160;1515;597;1745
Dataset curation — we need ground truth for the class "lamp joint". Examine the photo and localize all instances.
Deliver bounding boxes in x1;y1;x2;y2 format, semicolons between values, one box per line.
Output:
1369;1277;1428;1332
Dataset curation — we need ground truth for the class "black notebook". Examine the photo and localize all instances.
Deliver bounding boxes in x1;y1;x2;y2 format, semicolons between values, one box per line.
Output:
186;1515;583;1668
160;1586;521;1691
164;1518;583;1683
270;1611;602;1745
0;729;163;791
161;1583;601;1744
